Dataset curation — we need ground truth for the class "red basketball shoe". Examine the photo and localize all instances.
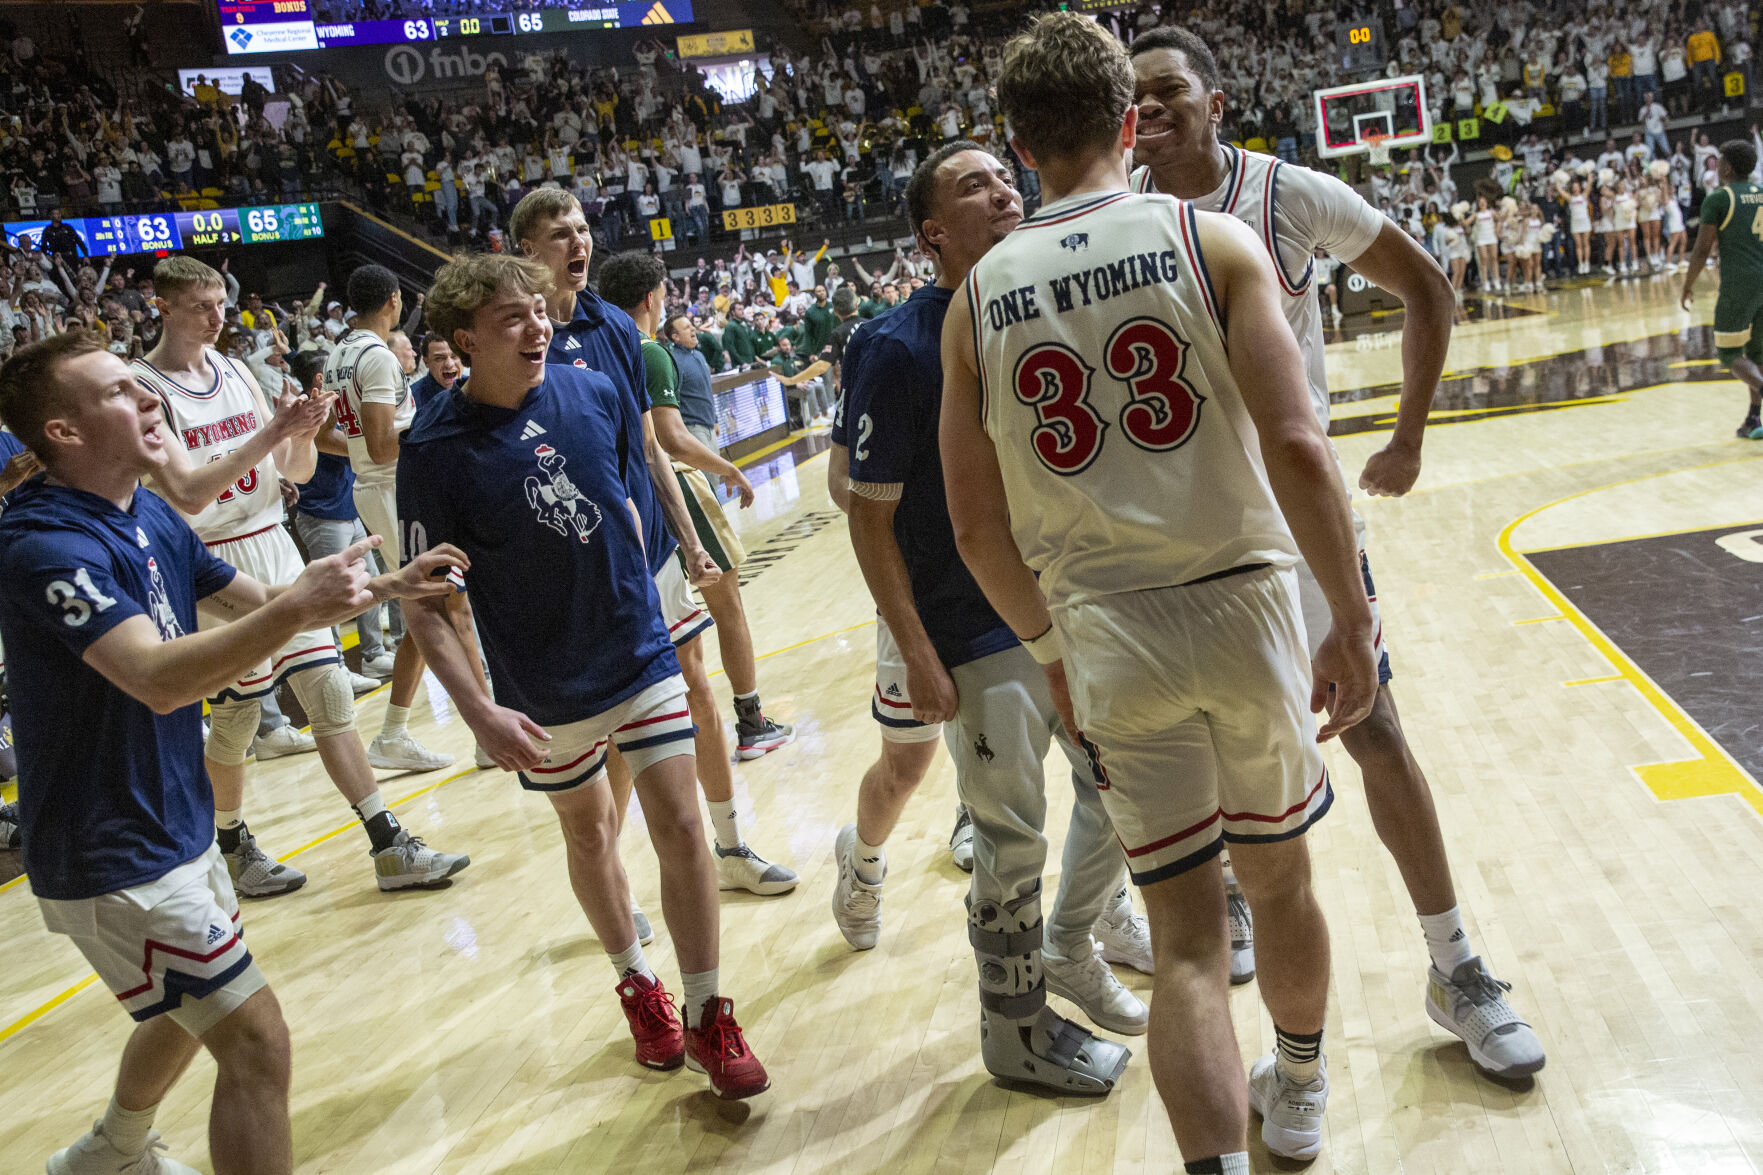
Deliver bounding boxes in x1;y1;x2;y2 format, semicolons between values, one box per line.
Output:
616;971;684;1070
683;997;770;1099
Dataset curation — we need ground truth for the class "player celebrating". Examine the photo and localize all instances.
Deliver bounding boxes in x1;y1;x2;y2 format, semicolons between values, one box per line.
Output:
323;264;455;771
0;333;465;1175
833;141;1145;1094
132;256;470;896
511;189;797;897
1128;28;1545;1080
397;253;770;1100
944;13;1377;1165
1681;139;1763;438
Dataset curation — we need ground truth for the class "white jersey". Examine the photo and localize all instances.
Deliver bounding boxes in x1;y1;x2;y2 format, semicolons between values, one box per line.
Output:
323;328;411;490
1131;146;1382;432
1568;193;1592;233
969;190;1298;609
131;350;282;544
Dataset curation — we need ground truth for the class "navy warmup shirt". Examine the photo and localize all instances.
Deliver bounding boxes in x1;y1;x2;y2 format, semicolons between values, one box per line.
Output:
0;481;237;899
547;290;676;576
843;285;1017;669
398;364;679;727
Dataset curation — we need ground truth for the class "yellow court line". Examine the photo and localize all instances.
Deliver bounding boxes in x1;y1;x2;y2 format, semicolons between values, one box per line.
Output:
1518;516;1763;555
731;431;833;469
0;767;478;1047
1497;453;1763;817
1473;570;1522;580
704;618;876;679
1513;616;1563;625
1565;675;1626;687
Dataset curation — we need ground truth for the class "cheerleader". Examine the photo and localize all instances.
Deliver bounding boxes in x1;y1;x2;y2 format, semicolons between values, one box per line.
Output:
1568;179;1593;274
1595;184;1618;274
1518;203;1545;292
1500;197;1527;292
1638;177;1663;271
1472;194;1501;292
1612;179;1639;274
1440;211;1471;294
1661;176;1688;269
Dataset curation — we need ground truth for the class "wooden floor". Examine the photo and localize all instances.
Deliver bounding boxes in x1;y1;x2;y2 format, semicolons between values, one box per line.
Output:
7;276;1763;1173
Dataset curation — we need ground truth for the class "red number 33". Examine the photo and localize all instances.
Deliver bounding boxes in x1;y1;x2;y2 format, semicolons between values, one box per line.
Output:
1013;318;1204;475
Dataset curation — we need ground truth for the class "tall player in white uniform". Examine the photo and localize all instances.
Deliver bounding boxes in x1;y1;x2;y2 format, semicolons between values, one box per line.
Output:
133;256;470;897
941;15;1377;1164
324;264;454;771
1126;27;1545;1081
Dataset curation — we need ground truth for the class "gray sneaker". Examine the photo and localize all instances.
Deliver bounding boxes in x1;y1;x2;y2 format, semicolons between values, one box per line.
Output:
1227;885;1255;985
222;827;306;898
714;842;798;895
631;898;655;946
1426;957;1546;1078
372;829;470;891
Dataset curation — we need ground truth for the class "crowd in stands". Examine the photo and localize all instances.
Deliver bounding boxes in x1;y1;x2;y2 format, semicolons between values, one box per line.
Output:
2;0;1759;374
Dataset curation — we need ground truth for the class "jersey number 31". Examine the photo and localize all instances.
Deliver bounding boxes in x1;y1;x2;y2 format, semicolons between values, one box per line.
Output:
1012;318;1205;475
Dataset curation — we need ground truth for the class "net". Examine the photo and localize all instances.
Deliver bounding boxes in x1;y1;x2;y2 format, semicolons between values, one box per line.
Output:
1365;132;1391;167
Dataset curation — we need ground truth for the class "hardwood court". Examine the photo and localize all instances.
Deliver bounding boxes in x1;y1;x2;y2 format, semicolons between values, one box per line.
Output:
6;276;1763;1173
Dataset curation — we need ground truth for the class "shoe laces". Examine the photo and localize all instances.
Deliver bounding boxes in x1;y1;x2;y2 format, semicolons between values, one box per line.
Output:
1457;963;1514;1007
839;878;881;918
697;1001;750;1059
625;978;676;1031
120;1134;172;1175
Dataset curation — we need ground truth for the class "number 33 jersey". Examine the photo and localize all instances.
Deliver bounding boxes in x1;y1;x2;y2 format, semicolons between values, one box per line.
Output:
131;350;282;544
969;190;1297;609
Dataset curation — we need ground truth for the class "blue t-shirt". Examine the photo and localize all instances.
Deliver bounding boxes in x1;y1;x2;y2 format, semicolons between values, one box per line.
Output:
410;372;452;411
844;285;1017;670
0;481;236;899
547;291;676;576
398;365;680;727
0;427;28;508
295;452;358;522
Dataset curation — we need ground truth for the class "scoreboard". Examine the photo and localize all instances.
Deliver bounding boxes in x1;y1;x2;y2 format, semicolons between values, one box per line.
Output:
227;0;695;52
1;204;324;256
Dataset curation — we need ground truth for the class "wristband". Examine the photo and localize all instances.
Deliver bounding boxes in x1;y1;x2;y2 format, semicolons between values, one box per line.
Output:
1021;624;1065;665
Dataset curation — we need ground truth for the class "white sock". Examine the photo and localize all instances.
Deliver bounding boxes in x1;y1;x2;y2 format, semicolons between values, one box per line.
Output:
353;791;387;822
100;1095;157;1157
854;834;886;884
215;808;242;831
609;939;655;982
682;967;719;1028
1218;1154;1250;1175
1417;905;1476;974
709;801;741;852
381;704;409;740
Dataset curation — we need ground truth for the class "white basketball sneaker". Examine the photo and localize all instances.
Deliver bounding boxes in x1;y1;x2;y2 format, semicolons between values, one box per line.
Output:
1227;884;1255;985
714;843;798;895
1248;1053;1328;1160
1043;937;1148;1036
1092;886;1153;974
948;807;974;872
372;830;470;891
1426;957;1546;1077
252;724;315;760
48;1121;200;1174
367;733;454;772
631;897;655;946
830;823;884;950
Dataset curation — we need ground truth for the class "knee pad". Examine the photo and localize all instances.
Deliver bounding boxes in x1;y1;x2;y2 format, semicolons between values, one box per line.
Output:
287;664;357;741
967;881;1045;1019
206;699;261;766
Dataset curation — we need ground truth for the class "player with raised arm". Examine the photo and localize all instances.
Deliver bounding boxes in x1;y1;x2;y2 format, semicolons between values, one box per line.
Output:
0;332;464;1175
943;14;1376;1165
132;256;470;897
830;140;1146;1094
511;190;798;901
324;264;455;772
1126;28;1545;1082
1682;139;1763;438
396;253;770;1101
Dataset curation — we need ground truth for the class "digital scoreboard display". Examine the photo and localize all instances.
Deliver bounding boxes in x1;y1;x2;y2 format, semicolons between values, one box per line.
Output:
1;204;325;255
713;372;787;448
217;0;320;53
238;0;694;52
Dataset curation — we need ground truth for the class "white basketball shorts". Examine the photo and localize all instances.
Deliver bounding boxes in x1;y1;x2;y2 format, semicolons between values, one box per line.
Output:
518;674;696;793
655;553;714;647
352;477;401;565
202;524;340;703
38;842;268;1037
1059;566;1333;886
871;614;942;743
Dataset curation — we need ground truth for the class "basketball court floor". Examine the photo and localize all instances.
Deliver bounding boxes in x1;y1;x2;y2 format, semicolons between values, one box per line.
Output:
5;276;1762;1173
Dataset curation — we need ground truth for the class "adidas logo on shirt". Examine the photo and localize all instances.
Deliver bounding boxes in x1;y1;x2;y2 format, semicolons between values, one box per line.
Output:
562;336;581;351
520;421;548;440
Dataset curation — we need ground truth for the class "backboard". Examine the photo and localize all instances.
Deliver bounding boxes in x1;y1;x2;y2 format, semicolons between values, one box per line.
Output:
1311;74;1431;159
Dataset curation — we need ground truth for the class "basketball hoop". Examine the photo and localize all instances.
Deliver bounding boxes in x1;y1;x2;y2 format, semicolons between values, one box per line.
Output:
1365;132;1392;167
